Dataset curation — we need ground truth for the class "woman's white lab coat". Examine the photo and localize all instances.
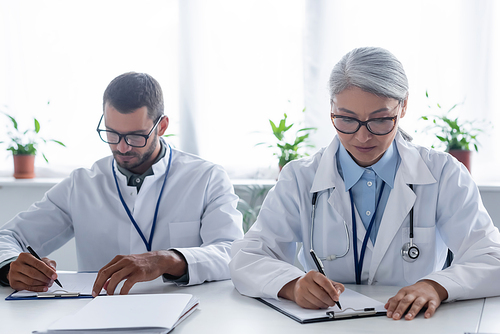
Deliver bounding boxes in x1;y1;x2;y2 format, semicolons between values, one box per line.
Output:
230;132;500;301
0;147;243;285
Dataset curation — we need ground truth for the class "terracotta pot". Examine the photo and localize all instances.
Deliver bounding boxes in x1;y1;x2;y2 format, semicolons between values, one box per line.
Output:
448;149;471;173
13;154;36;179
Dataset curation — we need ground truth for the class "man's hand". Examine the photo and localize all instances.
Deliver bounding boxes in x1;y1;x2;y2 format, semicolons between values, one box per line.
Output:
92;250;187;296
278;271;345;309
385;280;448;320
7;252;58;292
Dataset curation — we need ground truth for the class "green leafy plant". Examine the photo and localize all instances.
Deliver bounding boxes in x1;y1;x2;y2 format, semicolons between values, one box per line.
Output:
2;110;66;162
236;184;271;232
420;91;488;152
258;107;317;170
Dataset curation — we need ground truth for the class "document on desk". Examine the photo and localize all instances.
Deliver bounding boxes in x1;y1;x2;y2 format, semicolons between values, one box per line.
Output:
6;272;105;300
258;288;386;323
40;293;199;334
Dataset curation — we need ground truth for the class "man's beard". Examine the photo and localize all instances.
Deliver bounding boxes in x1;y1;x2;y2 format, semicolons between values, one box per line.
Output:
112;139;158;173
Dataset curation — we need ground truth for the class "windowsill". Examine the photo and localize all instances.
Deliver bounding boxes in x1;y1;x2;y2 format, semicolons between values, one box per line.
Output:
0;176;277;188
0;177;64;188
1;176;500;192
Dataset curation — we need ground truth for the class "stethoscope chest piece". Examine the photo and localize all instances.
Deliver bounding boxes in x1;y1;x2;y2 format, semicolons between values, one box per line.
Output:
401;241;420;262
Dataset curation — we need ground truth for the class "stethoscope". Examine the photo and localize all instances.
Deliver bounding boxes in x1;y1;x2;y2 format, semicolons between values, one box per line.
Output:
111;144;172;252
310;184;420;283
400;184;420;262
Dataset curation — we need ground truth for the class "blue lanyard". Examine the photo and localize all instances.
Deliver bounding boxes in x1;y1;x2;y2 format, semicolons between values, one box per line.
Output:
350;182;386;285
112;146;172;252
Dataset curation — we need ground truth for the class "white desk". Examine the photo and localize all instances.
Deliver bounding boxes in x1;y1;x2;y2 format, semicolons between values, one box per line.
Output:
478;296;500;333
0;279;492;334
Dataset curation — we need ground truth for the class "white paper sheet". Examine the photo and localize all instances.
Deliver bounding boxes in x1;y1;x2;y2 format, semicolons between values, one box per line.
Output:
46;293;198;333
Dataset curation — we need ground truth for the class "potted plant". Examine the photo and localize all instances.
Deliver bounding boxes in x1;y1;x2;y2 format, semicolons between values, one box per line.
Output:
419;91;488;172
257;107;317;171
236;184;270;232
2;111;66;179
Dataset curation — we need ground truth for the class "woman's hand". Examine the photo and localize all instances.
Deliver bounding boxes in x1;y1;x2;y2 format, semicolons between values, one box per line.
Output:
278;271;344;309
385;280;448;320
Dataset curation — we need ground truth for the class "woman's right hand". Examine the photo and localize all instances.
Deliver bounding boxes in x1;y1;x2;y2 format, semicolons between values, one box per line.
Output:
278;270;345;309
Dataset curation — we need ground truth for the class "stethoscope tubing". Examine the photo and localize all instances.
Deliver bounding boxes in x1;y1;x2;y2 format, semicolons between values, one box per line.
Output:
310;188;350;261
310;183;419;282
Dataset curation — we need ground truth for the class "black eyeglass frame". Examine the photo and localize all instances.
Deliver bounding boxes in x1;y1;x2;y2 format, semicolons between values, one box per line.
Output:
330;100;402;136
96;114;163;148
330;114;398;136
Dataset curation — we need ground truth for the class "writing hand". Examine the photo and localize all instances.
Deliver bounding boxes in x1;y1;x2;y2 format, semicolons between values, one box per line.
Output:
385;279;448;320
92;250;187;296
278;270;344;309
7;252;58;292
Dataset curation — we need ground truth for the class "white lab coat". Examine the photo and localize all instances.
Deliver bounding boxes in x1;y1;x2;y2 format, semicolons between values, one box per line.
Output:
0;146;243;285
230;132;500;301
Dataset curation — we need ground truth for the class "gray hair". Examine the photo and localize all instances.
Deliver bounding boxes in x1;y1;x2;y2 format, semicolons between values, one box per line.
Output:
329;47;409;101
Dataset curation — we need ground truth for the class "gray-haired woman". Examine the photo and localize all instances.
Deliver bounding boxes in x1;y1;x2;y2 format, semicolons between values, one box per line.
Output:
230;47;500;320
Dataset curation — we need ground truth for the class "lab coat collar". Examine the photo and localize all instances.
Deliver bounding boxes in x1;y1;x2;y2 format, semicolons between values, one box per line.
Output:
310;131;436;194
112;143;171;186
310;137;341;194
151;142;171;178
393;132;436;186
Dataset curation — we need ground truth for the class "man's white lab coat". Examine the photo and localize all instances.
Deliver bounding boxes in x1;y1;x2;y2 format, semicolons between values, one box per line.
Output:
0;147;243;285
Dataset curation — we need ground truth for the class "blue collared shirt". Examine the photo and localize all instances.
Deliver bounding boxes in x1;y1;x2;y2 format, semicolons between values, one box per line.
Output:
337;141;400;244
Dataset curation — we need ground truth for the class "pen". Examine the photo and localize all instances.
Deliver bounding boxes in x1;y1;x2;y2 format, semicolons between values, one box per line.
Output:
310;249;342;310
26;246;63;288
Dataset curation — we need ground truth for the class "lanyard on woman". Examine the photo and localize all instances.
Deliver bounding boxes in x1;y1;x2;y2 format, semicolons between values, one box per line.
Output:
112;145;172;252
350;182;386;285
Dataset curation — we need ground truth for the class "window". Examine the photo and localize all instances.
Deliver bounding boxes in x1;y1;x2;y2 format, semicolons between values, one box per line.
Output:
1;1;499;183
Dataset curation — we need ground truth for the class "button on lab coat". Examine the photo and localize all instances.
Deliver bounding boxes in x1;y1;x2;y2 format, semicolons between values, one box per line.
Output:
230;132;500;301
0;147;243;285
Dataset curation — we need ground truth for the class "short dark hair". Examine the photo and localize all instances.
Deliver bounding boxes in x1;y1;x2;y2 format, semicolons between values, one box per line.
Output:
103;72;164;121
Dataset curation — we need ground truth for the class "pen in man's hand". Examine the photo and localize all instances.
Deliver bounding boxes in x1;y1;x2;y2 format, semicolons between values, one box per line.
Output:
26;246;63;288
310;249;342;310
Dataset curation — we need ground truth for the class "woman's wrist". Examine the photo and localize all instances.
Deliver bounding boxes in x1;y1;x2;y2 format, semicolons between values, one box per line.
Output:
278;277;299;301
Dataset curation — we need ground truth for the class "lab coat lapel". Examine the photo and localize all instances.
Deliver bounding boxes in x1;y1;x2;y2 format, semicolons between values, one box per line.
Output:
310;138;340;194
368;132;436;281
368;174;415;280
311;137;375;258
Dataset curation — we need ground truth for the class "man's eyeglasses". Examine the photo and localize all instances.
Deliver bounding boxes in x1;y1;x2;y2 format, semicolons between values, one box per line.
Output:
96;115;163;148
330;103;400;136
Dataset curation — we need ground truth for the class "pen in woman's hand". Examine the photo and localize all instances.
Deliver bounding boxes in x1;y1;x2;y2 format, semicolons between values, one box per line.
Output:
310;249;342;310
26;246;63;288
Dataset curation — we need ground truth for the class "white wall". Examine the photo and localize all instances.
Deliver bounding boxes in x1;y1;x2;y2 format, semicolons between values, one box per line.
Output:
1;178;500;271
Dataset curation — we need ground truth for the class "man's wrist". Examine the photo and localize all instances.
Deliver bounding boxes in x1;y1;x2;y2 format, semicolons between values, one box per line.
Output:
158;249;188;278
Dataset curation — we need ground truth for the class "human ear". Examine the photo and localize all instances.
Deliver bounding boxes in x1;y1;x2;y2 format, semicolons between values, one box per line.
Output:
400;98;409;119
157;116;169;136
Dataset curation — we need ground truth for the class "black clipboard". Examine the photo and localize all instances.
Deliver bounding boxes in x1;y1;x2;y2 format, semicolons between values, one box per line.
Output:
256;288;387;324
6;290;92;300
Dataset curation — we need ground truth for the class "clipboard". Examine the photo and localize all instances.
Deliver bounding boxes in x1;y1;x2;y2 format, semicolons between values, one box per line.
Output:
6;289;93;300
257;288;387;323
5;272;104;301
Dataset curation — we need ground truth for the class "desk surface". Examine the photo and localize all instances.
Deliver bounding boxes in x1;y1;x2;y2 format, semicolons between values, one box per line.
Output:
1;279;497;334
